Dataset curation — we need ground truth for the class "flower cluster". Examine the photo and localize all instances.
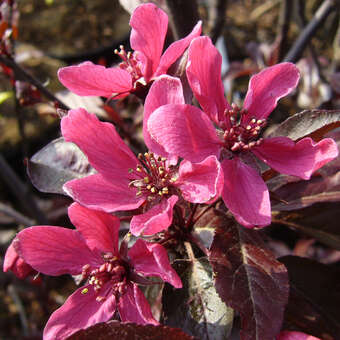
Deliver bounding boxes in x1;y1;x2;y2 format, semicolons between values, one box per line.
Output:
3;2;337;340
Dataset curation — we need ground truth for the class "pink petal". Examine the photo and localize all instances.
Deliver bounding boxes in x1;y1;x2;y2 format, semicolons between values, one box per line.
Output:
143;75;184;157
14;226;100;276
118;283;158;325
130;3;168;81
128;239;182;288
176;155;223;203
276;331;321;340
61;108;138;181
64;174;144;213
221;158;271;227
147;104;221;163
243;62;300;122
187;36;230;124
3;242;35;279
44;284;116;340
58;61;132;98
253;137;339;180
155;21;202;76
130;195;178;236
68;203;120;255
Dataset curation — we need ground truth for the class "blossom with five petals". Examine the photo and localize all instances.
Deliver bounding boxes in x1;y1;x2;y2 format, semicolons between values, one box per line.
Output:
147;36;338;227
57;3;201;99
61;81;222;235
7;203;182;340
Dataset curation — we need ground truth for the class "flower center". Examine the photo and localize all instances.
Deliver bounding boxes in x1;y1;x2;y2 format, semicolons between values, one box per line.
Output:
81;253;127;302
221;103;266;152
128;152;177;201
114;45;145;85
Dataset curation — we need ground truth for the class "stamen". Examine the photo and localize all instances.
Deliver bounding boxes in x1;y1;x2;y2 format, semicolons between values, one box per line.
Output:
222;103;267;153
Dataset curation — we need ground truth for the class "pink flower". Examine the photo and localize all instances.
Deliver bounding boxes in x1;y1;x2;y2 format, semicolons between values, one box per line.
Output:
57;3;201;99
276;331;321;340
61;78;222;236
8;203;182;340
3;242;36;279
147;36;338;228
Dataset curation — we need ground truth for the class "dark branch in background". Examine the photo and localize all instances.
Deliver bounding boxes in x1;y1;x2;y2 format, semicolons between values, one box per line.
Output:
284;0;338;63
277;0;293;61
0;202;34;227
165;0;200;40
48;34;130;64
0;154;48;225
296;0;327;82
211;0;228;44
0;54;69;110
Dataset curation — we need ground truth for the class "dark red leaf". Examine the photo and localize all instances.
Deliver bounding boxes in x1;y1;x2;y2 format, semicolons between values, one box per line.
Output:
162;257;234;340
67;320;197;340
209;213;289;340
267;109;340;142
279;256;340;339
272;202;340;251
27;137;95;194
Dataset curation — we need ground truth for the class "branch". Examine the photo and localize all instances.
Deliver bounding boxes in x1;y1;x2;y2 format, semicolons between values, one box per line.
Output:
284;0;338;63
165;0;200;40
0;202;35;226
276;0;293;61
210;0;228;44
0;54;70;110
0;153;48;225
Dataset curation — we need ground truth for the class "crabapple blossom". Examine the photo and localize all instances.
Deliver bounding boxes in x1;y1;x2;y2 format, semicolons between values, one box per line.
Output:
147;36;338;227
7;203;181;340
61;106;222;236
58;3;201;100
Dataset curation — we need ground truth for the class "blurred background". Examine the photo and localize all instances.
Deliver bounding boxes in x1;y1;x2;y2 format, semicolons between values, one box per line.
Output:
0;0;339;339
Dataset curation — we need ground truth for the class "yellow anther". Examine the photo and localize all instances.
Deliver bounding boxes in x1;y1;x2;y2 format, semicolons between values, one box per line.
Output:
147;184;152;190
162;187;169;194
246;125;252;130
143;177;150;183
136;165;143;172
144;152;149;158
158;191;163;196
257;119;263;124
151;187;157;193
251;118;256;124
161;157;167;162
81;288;89;294
136;191;143;196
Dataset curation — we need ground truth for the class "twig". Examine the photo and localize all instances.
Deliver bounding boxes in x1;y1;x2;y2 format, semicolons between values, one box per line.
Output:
284;0;338;63
276;0;293;61
0;54;69;110
165;0;200;40
296;0;327;82
210;0;228;44
8;284;29;336
0;202;35;226
0;153;48;225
